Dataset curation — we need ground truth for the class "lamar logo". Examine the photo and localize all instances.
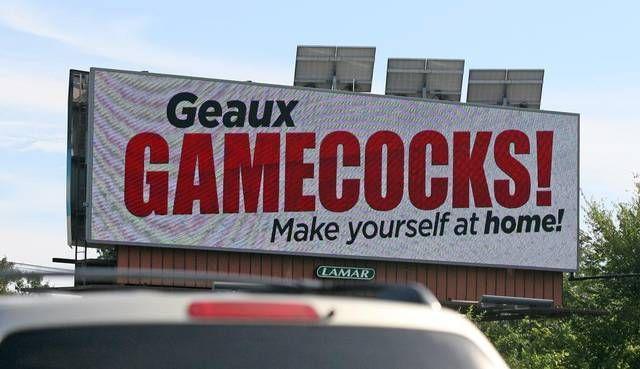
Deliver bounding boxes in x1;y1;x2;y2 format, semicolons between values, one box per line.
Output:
167;92;298;128
315;266;376;281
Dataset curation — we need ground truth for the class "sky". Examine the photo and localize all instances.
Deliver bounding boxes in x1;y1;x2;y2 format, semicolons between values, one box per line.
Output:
0;0;638;268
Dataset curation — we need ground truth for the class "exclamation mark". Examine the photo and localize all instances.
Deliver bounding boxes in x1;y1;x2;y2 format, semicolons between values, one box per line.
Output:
556;209;564;232
536;131;553;206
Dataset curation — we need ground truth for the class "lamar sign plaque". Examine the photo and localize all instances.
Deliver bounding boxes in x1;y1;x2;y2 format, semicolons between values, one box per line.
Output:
315;266;376;281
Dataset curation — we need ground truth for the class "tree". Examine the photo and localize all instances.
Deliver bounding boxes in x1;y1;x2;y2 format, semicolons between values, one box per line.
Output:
97;247;116;260
0;256;49;295
475;180;640;368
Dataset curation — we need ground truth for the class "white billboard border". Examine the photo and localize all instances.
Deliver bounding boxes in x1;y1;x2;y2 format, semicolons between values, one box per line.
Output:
84;67;580;272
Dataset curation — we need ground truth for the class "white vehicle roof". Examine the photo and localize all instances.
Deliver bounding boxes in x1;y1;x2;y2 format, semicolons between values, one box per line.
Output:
0;290;508;367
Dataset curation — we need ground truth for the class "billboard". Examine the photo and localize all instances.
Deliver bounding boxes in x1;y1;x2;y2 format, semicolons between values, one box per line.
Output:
86;68;579;271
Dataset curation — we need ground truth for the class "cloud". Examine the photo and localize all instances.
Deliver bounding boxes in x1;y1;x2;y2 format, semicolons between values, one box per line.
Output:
0;224;72;268
0;172;17;184
0;69;67;114
0;1;290;84
0;121;66;153
0;2;71;42
0;159;95;272
0;1;290;270
0;1;292;156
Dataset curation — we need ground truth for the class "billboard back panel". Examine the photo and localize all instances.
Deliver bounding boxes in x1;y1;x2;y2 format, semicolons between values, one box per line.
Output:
87;68;579;271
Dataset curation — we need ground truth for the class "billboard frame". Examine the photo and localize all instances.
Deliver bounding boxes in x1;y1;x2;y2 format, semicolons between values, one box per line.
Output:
84;67;580;272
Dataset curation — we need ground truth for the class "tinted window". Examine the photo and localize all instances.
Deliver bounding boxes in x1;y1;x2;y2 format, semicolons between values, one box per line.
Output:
0;325;494;369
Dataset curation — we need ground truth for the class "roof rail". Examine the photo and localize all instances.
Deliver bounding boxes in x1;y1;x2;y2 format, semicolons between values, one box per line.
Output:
2;268;440;308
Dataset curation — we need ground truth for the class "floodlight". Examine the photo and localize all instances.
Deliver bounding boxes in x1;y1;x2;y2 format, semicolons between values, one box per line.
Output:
467;69;544;109
385;58;464;101
293;45;375;92
480;295;554;308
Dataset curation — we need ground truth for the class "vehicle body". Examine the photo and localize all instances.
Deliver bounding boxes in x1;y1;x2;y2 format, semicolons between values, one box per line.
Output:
0;285;508;369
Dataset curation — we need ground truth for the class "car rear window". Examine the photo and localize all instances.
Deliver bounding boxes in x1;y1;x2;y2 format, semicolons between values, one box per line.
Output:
0;324;494;369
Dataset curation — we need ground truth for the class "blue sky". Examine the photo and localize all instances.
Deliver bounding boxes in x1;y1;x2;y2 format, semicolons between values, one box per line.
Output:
0;0;638;267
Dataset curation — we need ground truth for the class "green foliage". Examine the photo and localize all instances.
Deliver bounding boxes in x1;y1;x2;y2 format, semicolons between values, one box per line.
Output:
474;181;640;368
0;256;49;295
97;247;116;260
480;318;574;368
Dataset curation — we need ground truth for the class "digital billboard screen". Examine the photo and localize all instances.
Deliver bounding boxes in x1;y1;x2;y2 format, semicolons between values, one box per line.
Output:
87;68;579;271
